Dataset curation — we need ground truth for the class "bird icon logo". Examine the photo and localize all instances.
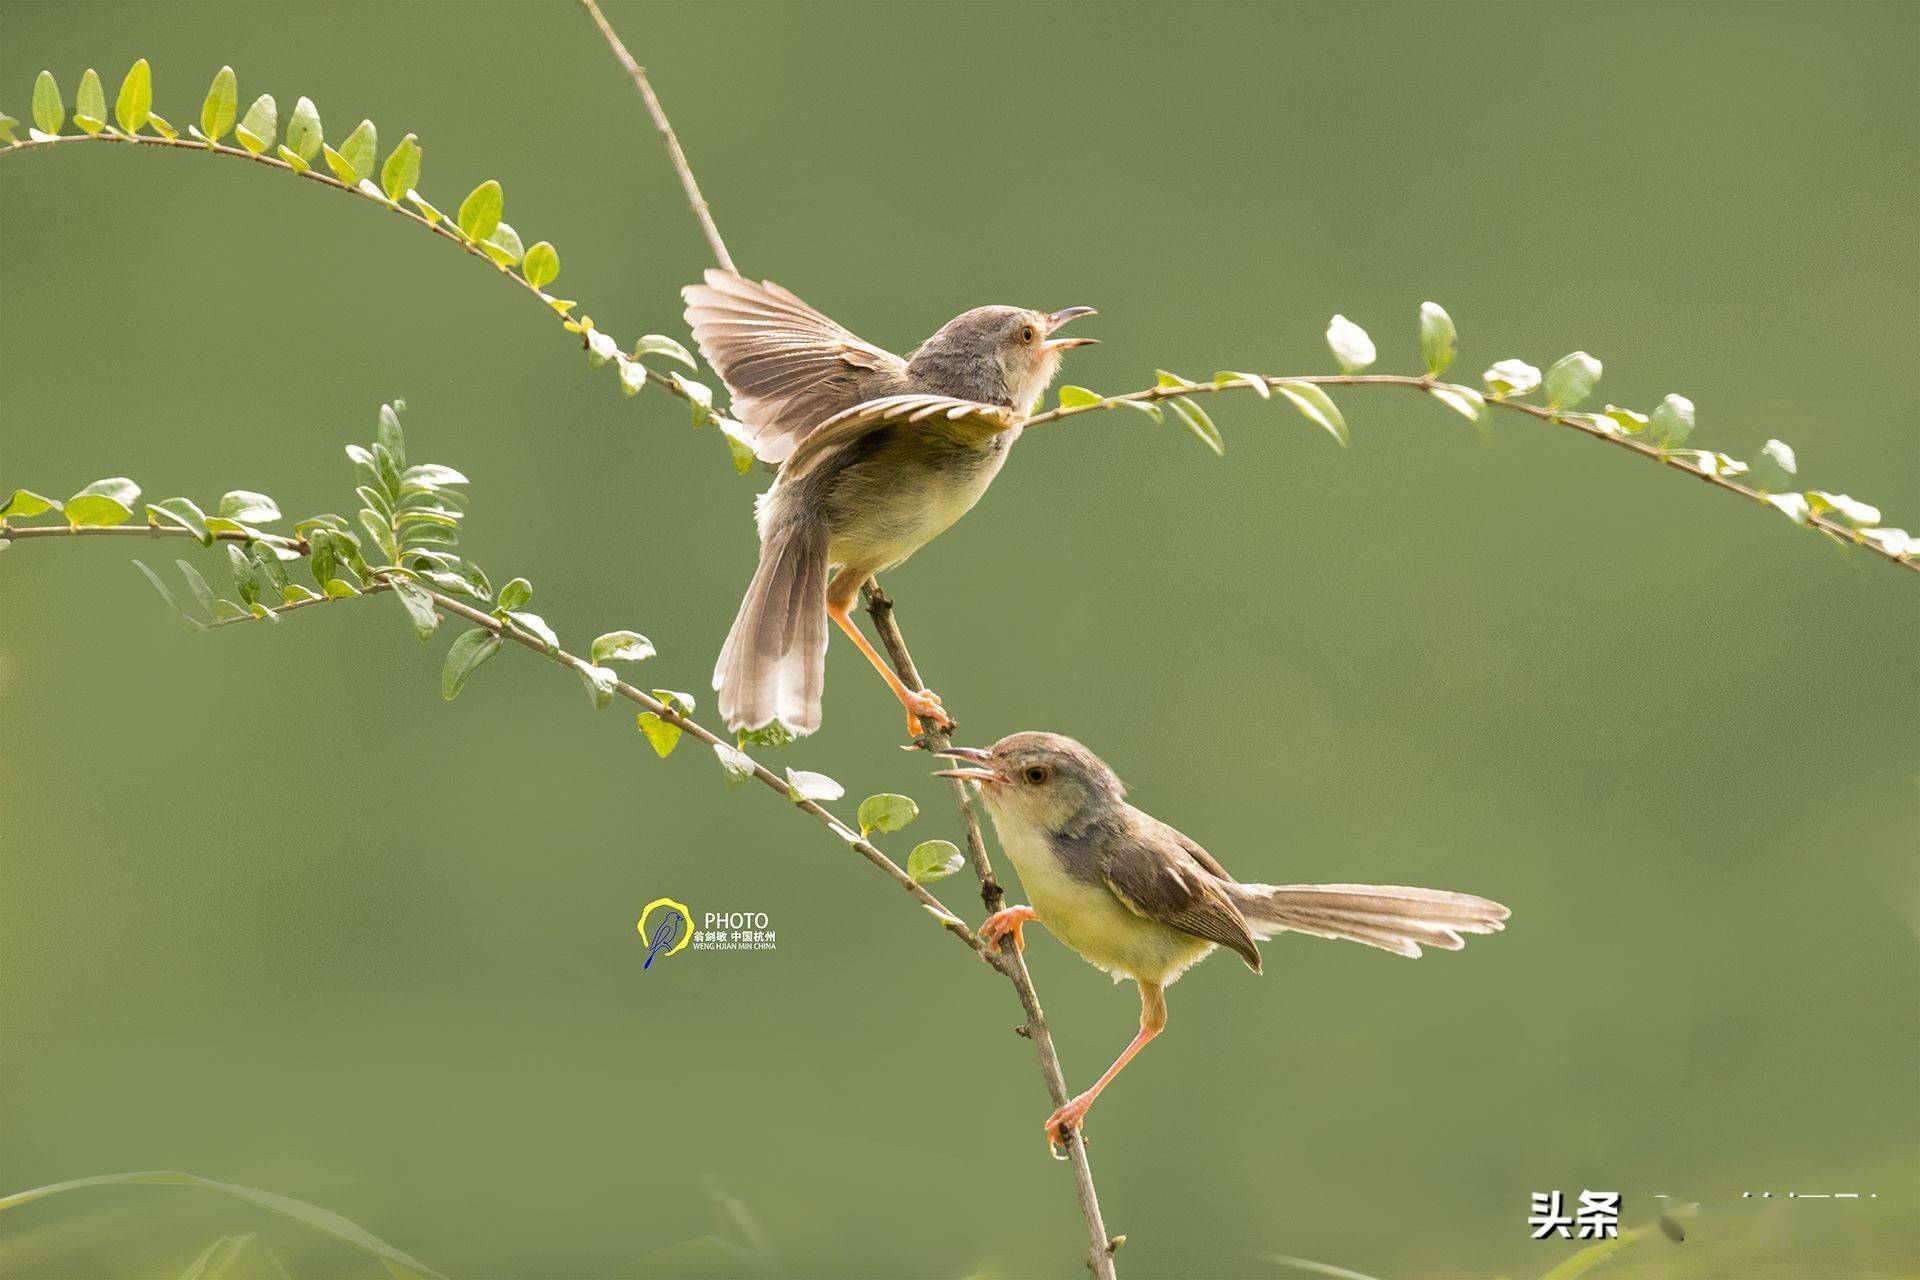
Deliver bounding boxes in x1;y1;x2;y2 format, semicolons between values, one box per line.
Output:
637;897;692;970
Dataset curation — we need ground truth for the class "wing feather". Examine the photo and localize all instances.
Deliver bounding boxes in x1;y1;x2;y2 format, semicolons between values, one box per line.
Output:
779;395;1020;485
1101;817;1262;971
682;270;908;464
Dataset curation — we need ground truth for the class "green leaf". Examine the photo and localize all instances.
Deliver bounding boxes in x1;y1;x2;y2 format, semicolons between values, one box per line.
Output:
380;132;420;203
1596;405;1647;435
75;69;105;134
1214;371;1270;399
218;490;281;523
580;664;619;709
406;190;446;225
631;333;697;369
1544;351;1602;412
132;559;192;624
1418;302;1457;377
857;793;919;836
457;179;502;242
717;417;757;474
1807;491;1881;526
592;630;655;664
712;742;756;787
331;118;376;183
391;577;439;640
114;59;151;134
737;722;796;750
1481;358;1540;398
785;768;844;804
66;477;140;527
1155;369;1192;390
618;357;648;397
651;688;696;715
1748;438;1797;492
496;577;532;610
1167;396;1224;456
32;70;63;135
225;543;261;606
176;559;217;615
1646;393;1695;448
506;610;557;650
234;94;275;154
145;112;176;140
522;240;559;289
0;114;18;145
200;66;236;142
323;578;359;599
1;489;62;519
480;219;524;267
436;628;500;699
907;839;964;884
401;463;467;491
1057;385;1103;409
146;497;211;545
636;711;682;757
377;404;406;466
1273;381;1349;447
286;95;322;161
1326;314;1376;373
1427;384;1485;422
669;371;712;415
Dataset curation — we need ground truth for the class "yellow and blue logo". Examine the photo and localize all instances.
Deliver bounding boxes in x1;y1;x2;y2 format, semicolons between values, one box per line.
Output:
637;896;692;970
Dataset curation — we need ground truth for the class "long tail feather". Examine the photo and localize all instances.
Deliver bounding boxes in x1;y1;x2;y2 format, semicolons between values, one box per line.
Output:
1227;883;1510;958
714;519;829;734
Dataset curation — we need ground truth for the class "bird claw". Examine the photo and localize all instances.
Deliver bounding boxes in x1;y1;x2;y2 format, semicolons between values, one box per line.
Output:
1045;1092;1095;1156
902;687;953;735
978;905;1038;956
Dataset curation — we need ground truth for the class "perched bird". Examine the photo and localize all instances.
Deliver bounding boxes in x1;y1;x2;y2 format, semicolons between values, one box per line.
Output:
935;732;1510;1150
682;270;1096;736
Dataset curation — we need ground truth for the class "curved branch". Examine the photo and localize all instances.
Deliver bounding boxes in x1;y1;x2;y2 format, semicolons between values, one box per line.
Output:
1027;373;1918;576
1;520;973;940
0;130;702;412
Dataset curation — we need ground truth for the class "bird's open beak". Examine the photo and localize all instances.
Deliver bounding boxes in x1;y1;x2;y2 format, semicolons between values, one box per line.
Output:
932;745;999;784
1045;306;1098;349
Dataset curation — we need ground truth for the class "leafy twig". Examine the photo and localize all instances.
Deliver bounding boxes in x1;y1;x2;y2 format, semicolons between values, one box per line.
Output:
0;517;978;943
1030;366;1917;576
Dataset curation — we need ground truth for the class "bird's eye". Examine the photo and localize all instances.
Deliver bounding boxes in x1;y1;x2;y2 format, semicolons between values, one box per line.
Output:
1019;325;1036;344
1024;765;1049;784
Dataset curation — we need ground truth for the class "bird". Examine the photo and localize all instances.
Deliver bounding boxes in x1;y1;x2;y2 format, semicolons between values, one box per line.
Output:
933;731;1511;1152
682;270;1096;737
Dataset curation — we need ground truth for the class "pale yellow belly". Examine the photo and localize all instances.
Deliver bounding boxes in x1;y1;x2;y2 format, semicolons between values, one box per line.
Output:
998;826;1216;985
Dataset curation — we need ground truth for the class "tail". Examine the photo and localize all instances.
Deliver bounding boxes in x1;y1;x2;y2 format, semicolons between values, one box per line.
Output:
1226;883;1510;958
714;518;830;734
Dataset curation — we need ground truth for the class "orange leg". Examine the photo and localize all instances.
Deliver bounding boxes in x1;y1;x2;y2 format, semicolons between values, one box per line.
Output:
979;905;1040;953
1045;981;1167;1156
827;601;953;735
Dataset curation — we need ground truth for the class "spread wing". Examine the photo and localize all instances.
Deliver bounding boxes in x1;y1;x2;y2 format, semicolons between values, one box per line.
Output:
779;394;1021;485
681;270;909;465
1101;816;1262;971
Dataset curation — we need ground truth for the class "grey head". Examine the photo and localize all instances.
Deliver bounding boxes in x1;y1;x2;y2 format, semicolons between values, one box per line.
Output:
935;730;1124;837
906;306;1097;413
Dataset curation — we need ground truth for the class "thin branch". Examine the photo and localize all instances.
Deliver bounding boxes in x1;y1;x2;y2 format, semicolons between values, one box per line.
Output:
578;0;736;274
0;130;703;413
865;582;1120;1277
575;8;1120;1272
1027;373;1918;576
0;520;974;942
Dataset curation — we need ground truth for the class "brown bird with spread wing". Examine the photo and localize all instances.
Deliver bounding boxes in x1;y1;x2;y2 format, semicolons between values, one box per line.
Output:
683;271;1095;736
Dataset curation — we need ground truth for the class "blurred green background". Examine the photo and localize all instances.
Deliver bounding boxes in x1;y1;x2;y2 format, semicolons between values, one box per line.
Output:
2;2;1915;1277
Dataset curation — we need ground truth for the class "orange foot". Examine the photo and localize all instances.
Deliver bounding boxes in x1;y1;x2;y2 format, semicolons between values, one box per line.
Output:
979;905;1039;953
902;687;952;737
1045;1090;1096;1157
